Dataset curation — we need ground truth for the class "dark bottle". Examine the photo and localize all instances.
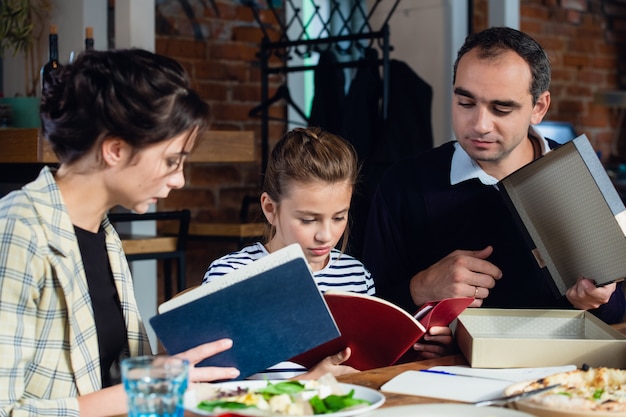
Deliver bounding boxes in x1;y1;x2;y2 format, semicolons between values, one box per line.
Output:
85;26;94;50
41;25;62;94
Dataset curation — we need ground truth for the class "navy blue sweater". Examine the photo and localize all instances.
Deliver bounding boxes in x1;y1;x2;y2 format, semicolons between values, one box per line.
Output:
362;141;625;324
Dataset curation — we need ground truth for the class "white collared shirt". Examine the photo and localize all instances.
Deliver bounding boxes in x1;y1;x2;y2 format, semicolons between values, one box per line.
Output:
450;126;551;186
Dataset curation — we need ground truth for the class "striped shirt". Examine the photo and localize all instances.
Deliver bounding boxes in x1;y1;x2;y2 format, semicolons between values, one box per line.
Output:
203;242;375;295
203;242;375;379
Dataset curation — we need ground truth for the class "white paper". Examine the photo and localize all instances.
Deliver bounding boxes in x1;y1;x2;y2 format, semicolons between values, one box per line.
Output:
428;364;576;382
380;365;575;403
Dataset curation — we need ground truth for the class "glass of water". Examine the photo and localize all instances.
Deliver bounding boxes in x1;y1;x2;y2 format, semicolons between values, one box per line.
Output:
122;355;189;417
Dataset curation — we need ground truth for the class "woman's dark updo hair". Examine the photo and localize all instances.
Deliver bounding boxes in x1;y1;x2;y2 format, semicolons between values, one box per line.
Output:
40;48;209;164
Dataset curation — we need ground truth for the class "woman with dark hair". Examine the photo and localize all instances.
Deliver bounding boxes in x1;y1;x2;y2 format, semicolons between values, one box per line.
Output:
0;49;239;416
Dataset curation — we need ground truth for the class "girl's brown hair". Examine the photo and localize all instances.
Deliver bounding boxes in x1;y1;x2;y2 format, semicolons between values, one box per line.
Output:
263;127;359;251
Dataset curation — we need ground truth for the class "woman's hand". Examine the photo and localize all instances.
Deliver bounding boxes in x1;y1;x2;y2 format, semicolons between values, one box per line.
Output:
175;339;240;383
412;326;455;360
296;347;358;380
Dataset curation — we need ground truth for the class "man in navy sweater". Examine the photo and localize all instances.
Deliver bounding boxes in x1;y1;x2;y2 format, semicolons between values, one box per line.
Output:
362;27;625;352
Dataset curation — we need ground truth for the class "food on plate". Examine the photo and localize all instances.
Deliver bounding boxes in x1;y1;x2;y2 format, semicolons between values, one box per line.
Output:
507;366;626;412
196;374;371;415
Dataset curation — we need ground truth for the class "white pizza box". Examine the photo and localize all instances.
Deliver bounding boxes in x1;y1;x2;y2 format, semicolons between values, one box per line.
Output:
455;308;626;369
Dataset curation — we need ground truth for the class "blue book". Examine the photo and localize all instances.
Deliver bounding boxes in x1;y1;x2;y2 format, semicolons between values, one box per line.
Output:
149;244;340;380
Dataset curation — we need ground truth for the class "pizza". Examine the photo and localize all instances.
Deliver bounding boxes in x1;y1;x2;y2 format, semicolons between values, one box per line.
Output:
507;366;626;412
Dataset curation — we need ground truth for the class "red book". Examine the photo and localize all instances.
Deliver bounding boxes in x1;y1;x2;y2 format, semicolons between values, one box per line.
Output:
289;291;473;371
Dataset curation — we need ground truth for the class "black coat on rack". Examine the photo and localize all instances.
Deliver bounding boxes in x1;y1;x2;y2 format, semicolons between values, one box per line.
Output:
308;50;346;135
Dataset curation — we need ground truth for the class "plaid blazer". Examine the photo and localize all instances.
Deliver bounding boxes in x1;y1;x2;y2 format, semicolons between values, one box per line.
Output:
0;167;150;416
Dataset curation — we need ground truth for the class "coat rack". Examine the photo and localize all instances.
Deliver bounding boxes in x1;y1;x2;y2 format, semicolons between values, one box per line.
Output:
245;0;402;175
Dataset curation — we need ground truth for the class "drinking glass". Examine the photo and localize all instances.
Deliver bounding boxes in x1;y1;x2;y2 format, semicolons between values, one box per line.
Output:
121;355;189;417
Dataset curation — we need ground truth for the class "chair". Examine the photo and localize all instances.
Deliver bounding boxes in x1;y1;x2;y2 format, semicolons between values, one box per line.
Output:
534;120;577;144
108;209;191;301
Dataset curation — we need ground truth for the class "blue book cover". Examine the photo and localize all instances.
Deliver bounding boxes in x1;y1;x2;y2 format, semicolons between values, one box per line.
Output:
149;244;340;380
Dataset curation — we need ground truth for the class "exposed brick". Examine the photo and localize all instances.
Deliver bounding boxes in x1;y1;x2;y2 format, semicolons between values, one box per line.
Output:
213;102;275;121
521;4;550;20
562;53;592;68
593;55;617;69
559;99;585;113
156;38;207;59
188;165;243;187
549;66;574;82
235;4;259;24
520;20;543;34
195;61;249;82
560;0;588;12
159;189;215;211
194;82;229;101
565;84;592;96
220;187;263;210
233;26;266;44
569;38;601;53
205;2;239;20
232;84;263;102
534;36;567;51
209;42;259;61
576;69;610;84
580;112;612;128
255;8;281;28
566;9;584;24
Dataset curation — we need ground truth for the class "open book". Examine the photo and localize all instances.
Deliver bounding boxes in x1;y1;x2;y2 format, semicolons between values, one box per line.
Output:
498;134;626;296
149;244;340;380
289;292;473;370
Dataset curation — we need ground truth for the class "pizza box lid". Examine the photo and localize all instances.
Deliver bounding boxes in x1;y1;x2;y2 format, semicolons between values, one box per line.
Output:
455;308;626;369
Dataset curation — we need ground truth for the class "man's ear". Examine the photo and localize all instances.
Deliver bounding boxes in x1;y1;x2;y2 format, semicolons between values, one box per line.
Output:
260;192;277;225
101;138;126;166
530;91;551;125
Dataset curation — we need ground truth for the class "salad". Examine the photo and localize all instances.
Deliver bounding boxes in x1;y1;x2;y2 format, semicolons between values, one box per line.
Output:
196;374;372;416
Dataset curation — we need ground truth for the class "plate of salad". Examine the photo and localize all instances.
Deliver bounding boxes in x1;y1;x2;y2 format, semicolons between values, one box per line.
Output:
185;374;385;416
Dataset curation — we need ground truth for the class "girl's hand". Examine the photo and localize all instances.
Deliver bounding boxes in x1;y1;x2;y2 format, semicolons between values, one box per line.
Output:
296;347;358;380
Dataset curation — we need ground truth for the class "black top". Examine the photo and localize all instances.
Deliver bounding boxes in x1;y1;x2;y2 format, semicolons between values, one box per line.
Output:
75;225;128;387
362;141;625;324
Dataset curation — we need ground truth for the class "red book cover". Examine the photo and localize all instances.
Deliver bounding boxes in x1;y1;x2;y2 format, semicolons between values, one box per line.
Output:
289;291;473;371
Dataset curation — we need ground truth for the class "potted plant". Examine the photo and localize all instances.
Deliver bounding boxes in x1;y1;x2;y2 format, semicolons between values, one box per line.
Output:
0;0;51;127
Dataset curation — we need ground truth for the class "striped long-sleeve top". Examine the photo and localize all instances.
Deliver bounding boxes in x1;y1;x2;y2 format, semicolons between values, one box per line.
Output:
203;242;375;295
202;242;375;379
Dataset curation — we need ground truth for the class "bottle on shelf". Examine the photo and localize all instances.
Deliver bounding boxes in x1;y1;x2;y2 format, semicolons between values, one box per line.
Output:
41;25;62;94
85;26;94;51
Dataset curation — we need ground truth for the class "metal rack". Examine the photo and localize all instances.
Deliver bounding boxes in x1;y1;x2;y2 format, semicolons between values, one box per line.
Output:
245;0;402;175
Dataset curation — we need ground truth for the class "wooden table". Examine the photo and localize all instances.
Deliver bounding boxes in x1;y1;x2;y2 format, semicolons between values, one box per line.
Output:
183;322;626;415
336;354;468;408
183;355;467;416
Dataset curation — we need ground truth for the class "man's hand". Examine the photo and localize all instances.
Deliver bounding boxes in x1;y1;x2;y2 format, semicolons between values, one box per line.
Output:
566;277;616;310
412;326;455;360
409;246;502;307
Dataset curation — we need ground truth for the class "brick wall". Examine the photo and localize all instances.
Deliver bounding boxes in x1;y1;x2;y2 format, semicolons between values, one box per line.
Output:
154;0;281;292
156;0;626;294
474;0;623;160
